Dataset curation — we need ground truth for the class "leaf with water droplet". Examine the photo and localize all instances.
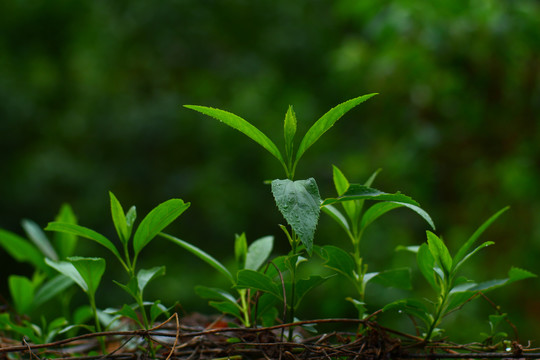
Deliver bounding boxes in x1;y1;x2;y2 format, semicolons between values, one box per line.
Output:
271;178;321;255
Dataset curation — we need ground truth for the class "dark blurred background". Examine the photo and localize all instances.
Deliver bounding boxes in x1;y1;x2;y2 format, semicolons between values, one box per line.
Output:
1;0;539;342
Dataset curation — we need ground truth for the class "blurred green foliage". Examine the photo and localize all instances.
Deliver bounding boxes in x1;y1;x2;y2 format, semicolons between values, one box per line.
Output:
1;0;539;342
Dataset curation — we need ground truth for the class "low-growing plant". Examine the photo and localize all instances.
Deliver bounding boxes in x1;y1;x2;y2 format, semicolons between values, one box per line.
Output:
385;207;536;341
45;192;190;332
317;165;435;317
159;232;277;327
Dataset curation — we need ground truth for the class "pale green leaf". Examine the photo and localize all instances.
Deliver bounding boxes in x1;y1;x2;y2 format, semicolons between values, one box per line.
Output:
426;231;452;275
45;222;123;265
34;274;74;308
137;266;166;295
321;184;420;207
271;178;321;255
46;258;87;292
235;269;281;298
417;243;438;291
321;204;350;233
22;219;58;261
69;257;106;298
284;105;297;162
234;233;248;268
245;236;274;271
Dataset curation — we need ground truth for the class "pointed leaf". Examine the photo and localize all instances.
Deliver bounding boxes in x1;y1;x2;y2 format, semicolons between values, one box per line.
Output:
271;178;321;255
361;201;435;230
22;219;58;261
426;231;452;275
322;184;420;207
160;233;234;283
195;286;240;305
236;269;281;298
69;257;106;298
384;298;433;327
319;245;356;283
284;105;297;162
295;93;377;165
245;236;274;271
9;275;35;314
150;301;170;323
45;222;122;264
137;266;166;295
134;199;190;255
52;204;78;259
117;304;144;328
0;228;47;271
332;165;357;222
34;274;74;308
321;205;350;233
110;192;130;244
417;243;438;291
235;233;248;269
293;275;331;310
366;267;412;290
114;278;139;302
453;207;509;267
452;241;494;272
46;258;87;292
184;105;284;163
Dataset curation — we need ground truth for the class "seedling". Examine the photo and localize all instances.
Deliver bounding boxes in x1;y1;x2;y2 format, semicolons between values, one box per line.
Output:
385;207;536;341
318;165;435;316
160;232;276;327
45;192;190;331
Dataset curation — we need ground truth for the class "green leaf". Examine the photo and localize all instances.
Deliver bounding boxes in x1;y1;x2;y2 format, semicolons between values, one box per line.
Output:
137;266;166;295
346;298;367;319
321;205;350;233
46;258;87;292
321;184;420;207
195;286;240;305
68;257;106;298
22;219;58;261
133;199;190;256
332;165;356;222
150;301;170;324
117;304;144;328
295;94;377;166
417;243;438;291
452;241;494;272
426;231;452;275
361;201;435;230
0;228;47;271
319;245;356;283
160;233;234;283
9;275;35;314
284;105;297;163
0;313;40;343
271;178;321;255
235;233;248;269
114;278;139;302
109;192;130;244
469;267;536;293
236;269;281;298
384;298;433;327
245;236;274;271
208;301;242;320
453;207;509;268
34;274;74;308
184;105;284;164
293;275;331;310
366;267;412;290
45;222;123;265
52;204;78;259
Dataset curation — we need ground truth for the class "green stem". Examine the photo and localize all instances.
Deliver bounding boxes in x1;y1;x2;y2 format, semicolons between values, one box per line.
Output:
89;295;105;353
425;284;449;341
238;289;251;327
288;232;299;341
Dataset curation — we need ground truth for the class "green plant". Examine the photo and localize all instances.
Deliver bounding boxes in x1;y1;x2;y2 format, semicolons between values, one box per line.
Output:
160;232;277;327
385;207;536;341
45;192;190;331
317;165;435;317
185;95;376;330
